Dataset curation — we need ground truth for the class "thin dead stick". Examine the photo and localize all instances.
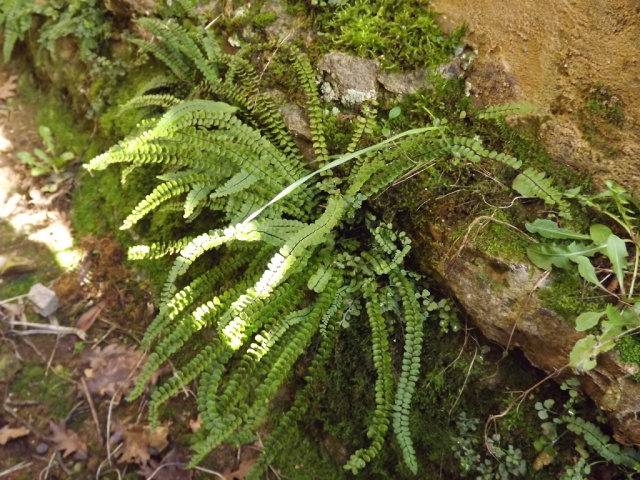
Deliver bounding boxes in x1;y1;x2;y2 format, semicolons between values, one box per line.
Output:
193;466;228;479
3;403;49;440
45;335;60;376
448;343;478;418
0;293;29;306
20;336;46;361
0;461;32;478
81;377;102;444
9;321;86;340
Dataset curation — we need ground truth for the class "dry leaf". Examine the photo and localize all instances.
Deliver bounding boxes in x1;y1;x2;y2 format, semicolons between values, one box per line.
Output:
75;299;107;333
188;415;202;433
49;421;88;459
0;425;29;445
0;75;17;100
110;418;170;465
222;457;258;480
138;448;191;480
83;342;161;402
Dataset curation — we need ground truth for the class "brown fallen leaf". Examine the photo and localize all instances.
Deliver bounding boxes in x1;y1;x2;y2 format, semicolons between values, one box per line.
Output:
83;342;163;402
188;414;202;433
138;448;191;480
49;421;88;459
0;425;29;445
110;418;170;465
222;457;258;480
0;75;17;100
75;298;107;333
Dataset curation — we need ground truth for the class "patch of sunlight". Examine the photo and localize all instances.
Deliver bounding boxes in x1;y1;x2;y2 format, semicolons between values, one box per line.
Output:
9;211;81;270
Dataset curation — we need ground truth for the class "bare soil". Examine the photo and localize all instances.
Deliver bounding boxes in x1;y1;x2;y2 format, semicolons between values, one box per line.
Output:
432;0;640;192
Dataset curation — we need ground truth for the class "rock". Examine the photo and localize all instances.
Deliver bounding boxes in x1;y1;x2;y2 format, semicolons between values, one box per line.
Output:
317;52;379;106
36;442;49;454
438;57;464;80
103;0;156;16
28;283;59;317
424;246;640;446
280;104;312;141
377;69;431;95
0;255;36;277
260;0;297;42
0;346;21;383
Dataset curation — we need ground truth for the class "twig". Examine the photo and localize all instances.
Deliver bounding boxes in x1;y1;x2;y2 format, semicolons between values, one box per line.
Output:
0;461;32;478
19;336;46;361
0;293;29;306
3;403;49;440
81;377;102;444
193;466;228;479
38;452;57;480
9;321;87;340
45;335;60;376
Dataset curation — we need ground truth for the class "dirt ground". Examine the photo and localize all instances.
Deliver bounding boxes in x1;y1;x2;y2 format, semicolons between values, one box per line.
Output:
0;70;256;479
432;0;640;193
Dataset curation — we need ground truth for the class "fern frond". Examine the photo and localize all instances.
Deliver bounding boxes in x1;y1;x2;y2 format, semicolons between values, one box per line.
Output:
513;167;571;215
476;102;535;119
345;284;393;474
389;267;426;475
119;94;182;114
127;236;195;260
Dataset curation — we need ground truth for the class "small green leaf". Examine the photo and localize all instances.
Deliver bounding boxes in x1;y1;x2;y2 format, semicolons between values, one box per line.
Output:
388;106;401;119
569;335;598;372
543;399;555;409
589;224;613;245
605;234;628;294
33;148;50;163
571;255;603;287
525;219;590;240
575;311;605;331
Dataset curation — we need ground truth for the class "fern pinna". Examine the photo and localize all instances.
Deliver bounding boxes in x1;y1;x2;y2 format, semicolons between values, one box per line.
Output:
86;18;534;476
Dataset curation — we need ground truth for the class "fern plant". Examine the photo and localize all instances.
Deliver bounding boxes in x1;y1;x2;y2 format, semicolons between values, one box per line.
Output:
86;18;532;475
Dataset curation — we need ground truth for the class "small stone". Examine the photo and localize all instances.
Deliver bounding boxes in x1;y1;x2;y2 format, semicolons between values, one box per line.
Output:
36;442;49;455
28;283;59;317
280;104;312;140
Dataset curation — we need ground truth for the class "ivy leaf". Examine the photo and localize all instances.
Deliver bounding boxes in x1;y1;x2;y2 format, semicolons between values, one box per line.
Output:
569;335;598;372
575;311;605;332
525;219;590;240
590;224;613;245
571;255;603;287
605;234;628;293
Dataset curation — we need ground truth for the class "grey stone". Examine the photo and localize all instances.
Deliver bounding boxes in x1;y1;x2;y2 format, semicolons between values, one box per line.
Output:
317;52;379;106
36;443;49;454
280;104;312;141
377;69;431;94
438;57;464;80
28;283;59;317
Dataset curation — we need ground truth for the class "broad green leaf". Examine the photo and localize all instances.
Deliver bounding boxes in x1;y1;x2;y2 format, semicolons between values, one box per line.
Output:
16;151;37;166
605;304;637;328
526;242;600;270
605;234;628;293
575;311;605;331
525;219;590;240
388;106;401;119
59;151;75;162
598;321;623;345
571;256;603;287
569;335;598;372
34;148;50;163
590;224;612;245
38;126;54;152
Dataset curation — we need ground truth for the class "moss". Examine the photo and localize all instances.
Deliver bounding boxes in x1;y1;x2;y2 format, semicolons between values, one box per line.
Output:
616;336;640;381
316;0;464;72
538;268;606;321
253;12;278;29
9;363;73;419
577;83;625;156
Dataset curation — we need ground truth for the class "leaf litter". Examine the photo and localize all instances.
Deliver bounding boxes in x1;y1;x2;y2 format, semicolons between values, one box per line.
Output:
110;418;170;465
0;425;30;445
49;421;88;459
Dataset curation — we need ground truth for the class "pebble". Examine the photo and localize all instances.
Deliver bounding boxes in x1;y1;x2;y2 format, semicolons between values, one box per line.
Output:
36;442;49;454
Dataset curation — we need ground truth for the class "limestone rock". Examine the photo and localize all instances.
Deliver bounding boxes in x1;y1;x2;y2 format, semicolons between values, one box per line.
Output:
280;104;312;141
103;0;156;16
378;69;431;95
28;283;59;317
428;247;640;446
317;52;379;106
